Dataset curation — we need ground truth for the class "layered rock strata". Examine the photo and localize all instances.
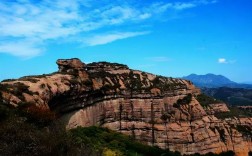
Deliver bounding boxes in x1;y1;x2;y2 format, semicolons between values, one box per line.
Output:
0;58;251;156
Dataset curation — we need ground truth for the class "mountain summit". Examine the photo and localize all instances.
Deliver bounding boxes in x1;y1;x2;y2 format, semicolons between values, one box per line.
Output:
183;73;236;88
183;74;252;89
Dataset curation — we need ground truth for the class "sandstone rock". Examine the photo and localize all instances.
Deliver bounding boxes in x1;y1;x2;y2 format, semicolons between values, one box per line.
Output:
209;103;230;113
57;58;85;72
0;58;251;156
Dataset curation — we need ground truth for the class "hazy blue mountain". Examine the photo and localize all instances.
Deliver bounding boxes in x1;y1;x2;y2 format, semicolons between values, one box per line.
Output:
242;81;252;84
183;74;252;89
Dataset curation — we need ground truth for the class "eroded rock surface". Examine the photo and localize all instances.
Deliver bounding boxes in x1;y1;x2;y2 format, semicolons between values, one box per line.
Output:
0;58;251;156
209;103;230;113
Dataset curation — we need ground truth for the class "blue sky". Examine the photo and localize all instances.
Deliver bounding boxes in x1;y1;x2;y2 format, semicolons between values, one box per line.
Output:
0;0;252;83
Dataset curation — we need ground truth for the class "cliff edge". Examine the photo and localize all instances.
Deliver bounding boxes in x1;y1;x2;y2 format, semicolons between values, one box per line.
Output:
0;58;251;156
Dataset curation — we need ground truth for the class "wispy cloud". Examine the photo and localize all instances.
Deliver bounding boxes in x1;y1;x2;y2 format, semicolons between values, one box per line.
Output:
172;2;197;10
218;58;236;64
149;0;217;13
0;39;44;57
0;0;218;57
83;31;150;46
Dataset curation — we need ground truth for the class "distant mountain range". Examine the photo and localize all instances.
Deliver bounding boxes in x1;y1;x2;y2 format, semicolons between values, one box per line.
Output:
182;74;252;106
243;81;252;84
182;73;252;89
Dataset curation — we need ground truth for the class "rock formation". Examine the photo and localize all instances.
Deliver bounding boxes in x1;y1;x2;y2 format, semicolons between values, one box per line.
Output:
0;58;251;156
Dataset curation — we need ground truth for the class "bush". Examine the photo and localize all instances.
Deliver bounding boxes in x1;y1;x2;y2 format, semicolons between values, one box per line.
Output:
173;94;192;108
1;82;36;101
214;106;252;119
83;80;93;86
236;125;252;136
125;71;142;92
196;94;222;107
16;102;56;128
0;115;71;156
185;150;235;156
69;126;180;156
19;77;39;83
0;83;9;92
0;103;10;122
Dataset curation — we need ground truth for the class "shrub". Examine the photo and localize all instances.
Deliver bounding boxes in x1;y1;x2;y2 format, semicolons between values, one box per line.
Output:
236;125;252;136
1;79;16;82
0;84;9;92
173;94;192;108
103;148;122;156
214;106;252;119
69;126;180;156
0;103;10;122
160;113;169;122
83;80;93;86
125;71;142;93
17;102;56;128
196;94;222;107
3;82;36;101
19;77;39;83
0;115;72;156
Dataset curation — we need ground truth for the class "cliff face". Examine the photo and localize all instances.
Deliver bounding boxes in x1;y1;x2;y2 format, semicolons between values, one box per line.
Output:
0;58;251;156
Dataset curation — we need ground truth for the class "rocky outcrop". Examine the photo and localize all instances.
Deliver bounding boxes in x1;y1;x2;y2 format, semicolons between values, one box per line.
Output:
209;103;230;113
57;58;86;72
0;58;251;156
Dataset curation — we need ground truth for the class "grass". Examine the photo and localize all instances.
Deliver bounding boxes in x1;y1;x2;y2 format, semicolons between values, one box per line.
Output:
70;126;180;156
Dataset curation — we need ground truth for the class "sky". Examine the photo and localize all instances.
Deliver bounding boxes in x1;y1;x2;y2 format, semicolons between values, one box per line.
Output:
0;0;252;83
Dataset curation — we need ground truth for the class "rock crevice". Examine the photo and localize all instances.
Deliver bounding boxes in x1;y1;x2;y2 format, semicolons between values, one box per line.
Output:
0;58;251;156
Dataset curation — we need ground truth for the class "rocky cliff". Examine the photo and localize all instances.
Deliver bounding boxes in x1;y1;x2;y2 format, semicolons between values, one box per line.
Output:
0;58;251;156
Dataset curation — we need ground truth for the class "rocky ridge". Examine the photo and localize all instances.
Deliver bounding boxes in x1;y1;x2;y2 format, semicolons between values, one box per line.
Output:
0;58;251;156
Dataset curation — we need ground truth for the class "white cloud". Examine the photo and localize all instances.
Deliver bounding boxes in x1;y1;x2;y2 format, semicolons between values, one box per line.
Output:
173;2;196;10
218;58;236;64
149;0;216;13
0;0;218;57
84;31;150;46
218;58;227;64
139;13;152;20
100;6;137;24
198;0;218;5
0;40;44;57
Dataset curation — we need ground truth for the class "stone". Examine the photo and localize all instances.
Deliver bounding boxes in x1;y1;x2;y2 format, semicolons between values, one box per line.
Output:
0;58;251;156
57;58;85;72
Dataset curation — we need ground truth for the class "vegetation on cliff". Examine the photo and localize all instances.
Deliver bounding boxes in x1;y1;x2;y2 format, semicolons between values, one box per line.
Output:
214;106;252;118
202;87;252;106
196;93;252;117
196;94;222;107
173;93;192;108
